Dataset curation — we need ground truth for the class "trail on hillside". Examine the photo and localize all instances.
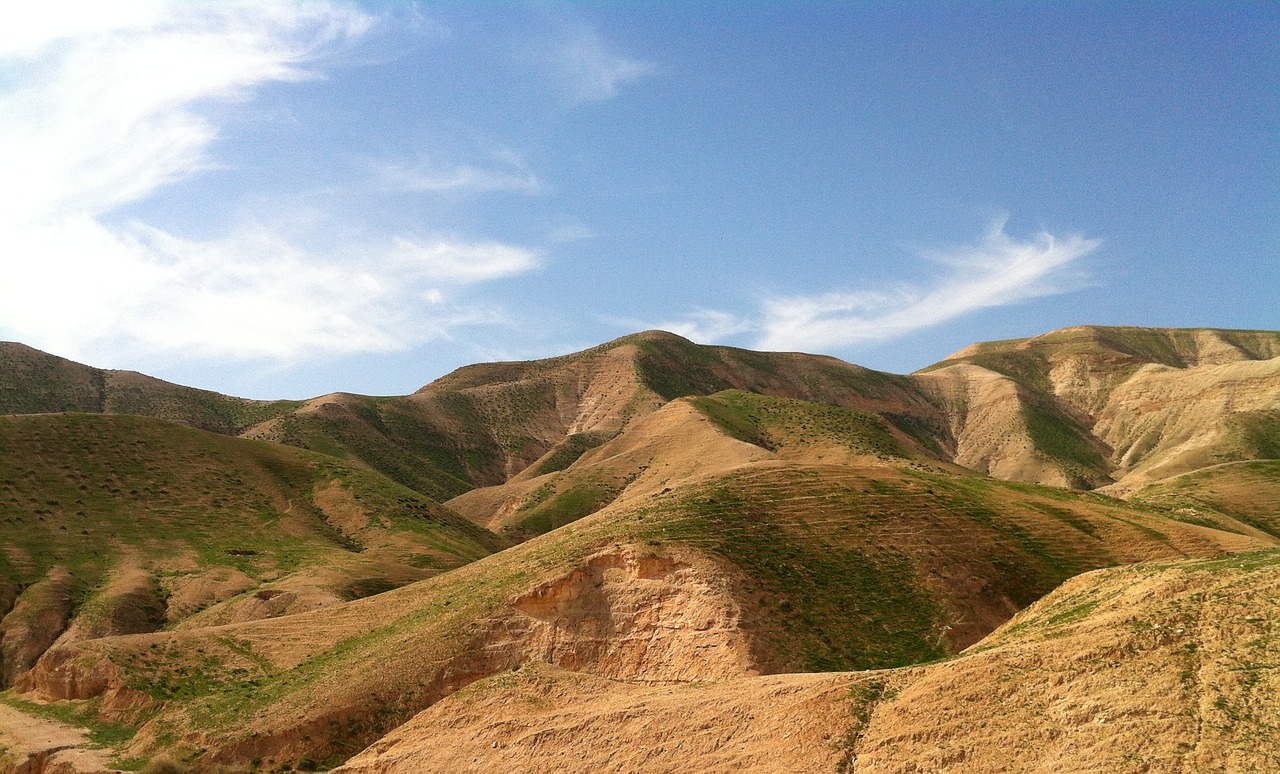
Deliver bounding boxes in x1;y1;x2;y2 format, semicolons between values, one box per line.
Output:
0;703;116;773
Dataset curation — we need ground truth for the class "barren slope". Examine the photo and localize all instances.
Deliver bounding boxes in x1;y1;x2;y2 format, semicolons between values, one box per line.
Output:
336;548;1280;774
13;449;1266;771
917;325;1280;490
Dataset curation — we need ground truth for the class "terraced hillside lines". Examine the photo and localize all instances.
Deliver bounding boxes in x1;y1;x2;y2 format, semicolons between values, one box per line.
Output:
917;325;1280;490
689;390;913;461
633;463;1265;666
848;549;1280;772
334;664;857;774
19;450;1268;772
0;341;300;433
245;393;492;502
1131;460;1280;539
331;550;1280;774
0;412;502;688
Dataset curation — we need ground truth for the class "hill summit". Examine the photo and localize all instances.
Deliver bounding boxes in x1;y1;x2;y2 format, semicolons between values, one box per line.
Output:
1;325;1278;773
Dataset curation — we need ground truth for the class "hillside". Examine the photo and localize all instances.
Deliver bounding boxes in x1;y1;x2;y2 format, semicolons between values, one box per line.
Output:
240;331;952;502
335;548;1280;773
6;327;1275;504
918;325;1280;491
0;343;301;434
12;450;1267;770
0;413;504;690
1;325;1278;773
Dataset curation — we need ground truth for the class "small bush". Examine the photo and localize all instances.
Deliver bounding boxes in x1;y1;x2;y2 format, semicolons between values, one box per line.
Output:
140;754;186;774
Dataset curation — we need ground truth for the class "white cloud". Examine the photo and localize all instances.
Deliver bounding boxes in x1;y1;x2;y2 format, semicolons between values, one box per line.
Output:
756;218;1099;351
391;238;541;284
0;1;374;219
0;216;525;362
549;23;654;102
0;1;539;364
659;309;754;344
373;149;542;195
651;219;1098;352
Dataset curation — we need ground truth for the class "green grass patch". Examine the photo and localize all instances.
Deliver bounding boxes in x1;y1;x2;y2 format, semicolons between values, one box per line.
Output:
1021;404;1107;473
690;390;908;458
510;479;622;537
526;431;616;477
0;693;137;748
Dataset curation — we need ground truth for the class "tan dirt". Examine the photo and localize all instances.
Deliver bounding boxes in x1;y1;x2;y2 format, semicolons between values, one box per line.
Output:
335;553;1280;773
0;704;118;774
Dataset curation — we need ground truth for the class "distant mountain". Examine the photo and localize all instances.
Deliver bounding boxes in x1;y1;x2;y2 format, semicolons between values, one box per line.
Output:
0;342;301;433
3;325;1279;772
6;327;1275;506
918;326;1280;492
239;330;950;501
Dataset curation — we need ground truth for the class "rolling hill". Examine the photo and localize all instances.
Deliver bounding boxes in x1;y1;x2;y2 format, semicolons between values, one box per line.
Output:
0;324;1277;773
0;413;504;692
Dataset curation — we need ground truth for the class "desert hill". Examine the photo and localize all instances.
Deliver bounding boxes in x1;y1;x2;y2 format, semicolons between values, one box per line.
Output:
335;545;1280;773
918;325;1280;491
238;330;951;503
0;413;504;691
13;454;1270;770
0;343;301;435
5;326;1276;505
1;325;1278;773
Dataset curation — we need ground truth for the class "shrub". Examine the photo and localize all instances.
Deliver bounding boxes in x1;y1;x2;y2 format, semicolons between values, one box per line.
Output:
140;754;186;774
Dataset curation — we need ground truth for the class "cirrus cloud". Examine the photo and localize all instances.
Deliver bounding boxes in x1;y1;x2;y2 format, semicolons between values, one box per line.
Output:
0;1;541;365
652;218;1100;353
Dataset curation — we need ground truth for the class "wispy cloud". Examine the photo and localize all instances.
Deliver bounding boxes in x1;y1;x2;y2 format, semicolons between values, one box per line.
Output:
658;309;756;344
548;224;595;243
548;22;654;102
0;1;374;219
0;216;535;362
0;1;539;364
372;149;542;195
651;218;1099;352
391;238;540;284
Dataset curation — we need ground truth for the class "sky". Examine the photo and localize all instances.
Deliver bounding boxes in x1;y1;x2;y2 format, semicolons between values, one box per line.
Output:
0;1;1276;399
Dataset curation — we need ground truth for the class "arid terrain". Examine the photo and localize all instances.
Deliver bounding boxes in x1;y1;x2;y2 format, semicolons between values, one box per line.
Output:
1;325;1278;773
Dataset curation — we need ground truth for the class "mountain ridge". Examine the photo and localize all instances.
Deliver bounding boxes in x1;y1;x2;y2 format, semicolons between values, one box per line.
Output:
2;325;1279;772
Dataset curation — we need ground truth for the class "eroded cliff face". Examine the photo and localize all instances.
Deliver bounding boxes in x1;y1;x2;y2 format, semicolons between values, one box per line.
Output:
18;544;761;770
505;548;756;682
1;568;77;688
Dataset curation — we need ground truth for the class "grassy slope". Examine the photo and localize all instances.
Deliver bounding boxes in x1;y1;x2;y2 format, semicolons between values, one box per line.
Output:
1131;460;1280;539
34;453;1269;771
484;390;921;542
0;342;300;434
0;413;504;689
690;390;912;459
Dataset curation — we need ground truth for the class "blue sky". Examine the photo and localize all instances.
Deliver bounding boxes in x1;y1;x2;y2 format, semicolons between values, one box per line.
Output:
1;2;1275;399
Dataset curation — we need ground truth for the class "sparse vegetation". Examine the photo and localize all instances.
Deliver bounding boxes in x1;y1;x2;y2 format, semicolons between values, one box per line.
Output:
1;325;1277;770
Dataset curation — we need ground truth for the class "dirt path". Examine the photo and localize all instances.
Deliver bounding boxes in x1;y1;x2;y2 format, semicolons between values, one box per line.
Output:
0;704;117;774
